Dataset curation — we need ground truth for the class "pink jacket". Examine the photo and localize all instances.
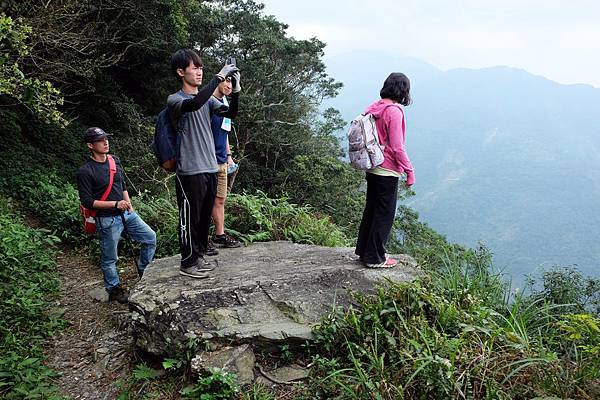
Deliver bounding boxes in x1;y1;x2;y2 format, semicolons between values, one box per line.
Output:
365;99;415;185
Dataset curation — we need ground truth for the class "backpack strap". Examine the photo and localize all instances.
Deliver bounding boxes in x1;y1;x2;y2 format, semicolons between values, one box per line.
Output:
98;155;117;202
387;103;405;134
379;104;404;147
170;91;190;134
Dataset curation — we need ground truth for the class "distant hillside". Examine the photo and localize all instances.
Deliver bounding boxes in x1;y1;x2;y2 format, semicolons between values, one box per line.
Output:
325;52;600;280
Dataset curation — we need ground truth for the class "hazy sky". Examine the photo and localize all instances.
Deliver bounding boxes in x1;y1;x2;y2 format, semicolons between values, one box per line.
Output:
259;0;600;87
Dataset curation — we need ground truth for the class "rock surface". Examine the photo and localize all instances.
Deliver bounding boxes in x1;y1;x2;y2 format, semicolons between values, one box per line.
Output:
129;241;419;356
266;365;310;382
191;344;256;385
89;287;109;302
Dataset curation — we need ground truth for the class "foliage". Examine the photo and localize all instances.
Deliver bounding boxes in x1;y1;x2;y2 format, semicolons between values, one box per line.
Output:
0;155;89;245
526;266;600;315
3;0;355;226
307;242;600;399
239;383;276;400
133;192;181;258
278;344;293;363
0;109;84;198
0;14;66;126
131;364;163;382
116;362;181;400
180;368;239;400
196;1;343;188
388;205;467;267
0;198;65;399
136;188;352;257
272;154;364;229
2;3;600;399
20;175;87;244
226;191;350;247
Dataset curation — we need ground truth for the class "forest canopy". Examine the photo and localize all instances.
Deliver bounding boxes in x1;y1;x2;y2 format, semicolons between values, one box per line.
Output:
1;0;362;227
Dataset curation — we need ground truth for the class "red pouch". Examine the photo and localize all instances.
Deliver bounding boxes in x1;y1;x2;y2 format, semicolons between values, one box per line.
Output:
79;155;116;234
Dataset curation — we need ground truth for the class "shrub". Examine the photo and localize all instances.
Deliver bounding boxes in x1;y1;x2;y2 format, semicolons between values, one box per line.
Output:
132;192;180;258
526;266;600;315
272;154;364;230
180;368;239;399
20;174;87;244
0;198;65;399
226;191;350;247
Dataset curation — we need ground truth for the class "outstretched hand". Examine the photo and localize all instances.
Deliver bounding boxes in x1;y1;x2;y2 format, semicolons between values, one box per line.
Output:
231;71;241;93
217;63;239;81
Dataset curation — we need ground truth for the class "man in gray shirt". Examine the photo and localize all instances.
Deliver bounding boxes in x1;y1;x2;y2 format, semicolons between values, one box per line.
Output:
167;49;239;278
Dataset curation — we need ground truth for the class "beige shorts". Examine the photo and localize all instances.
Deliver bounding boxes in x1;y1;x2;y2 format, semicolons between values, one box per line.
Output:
216;163;228;198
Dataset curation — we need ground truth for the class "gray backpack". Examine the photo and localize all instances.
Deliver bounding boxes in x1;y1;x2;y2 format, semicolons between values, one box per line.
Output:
348;112;385;170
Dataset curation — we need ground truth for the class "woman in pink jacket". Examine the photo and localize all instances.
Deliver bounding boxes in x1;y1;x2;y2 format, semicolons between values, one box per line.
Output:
355;73;415;268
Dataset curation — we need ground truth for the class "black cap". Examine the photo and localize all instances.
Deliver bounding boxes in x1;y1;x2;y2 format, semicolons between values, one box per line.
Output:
83;127;112;143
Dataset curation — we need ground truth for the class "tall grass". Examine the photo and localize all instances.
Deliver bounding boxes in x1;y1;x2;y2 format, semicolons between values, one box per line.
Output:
308;245;600;399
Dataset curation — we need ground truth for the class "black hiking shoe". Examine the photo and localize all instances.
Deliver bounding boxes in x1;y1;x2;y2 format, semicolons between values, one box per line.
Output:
179;265;210;279
196;256;216;272
179;257;215;278
108;285;129;304
213;233;241;248
206;239;219;256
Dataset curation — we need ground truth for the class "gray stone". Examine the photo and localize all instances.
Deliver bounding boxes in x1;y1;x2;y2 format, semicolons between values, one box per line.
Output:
191;344;255;385
267;365;309;382
129;241;419;356
89;287;109;302
253;375;275;388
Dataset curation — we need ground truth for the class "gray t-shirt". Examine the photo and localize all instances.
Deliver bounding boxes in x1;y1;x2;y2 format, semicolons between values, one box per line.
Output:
167;91;222;175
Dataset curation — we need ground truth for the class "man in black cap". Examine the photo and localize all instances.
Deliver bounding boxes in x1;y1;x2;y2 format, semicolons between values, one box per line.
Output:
77;127;156;304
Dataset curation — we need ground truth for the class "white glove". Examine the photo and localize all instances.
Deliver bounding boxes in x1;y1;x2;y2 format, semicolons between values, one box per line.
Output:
216;63;238;81
231;71;241;93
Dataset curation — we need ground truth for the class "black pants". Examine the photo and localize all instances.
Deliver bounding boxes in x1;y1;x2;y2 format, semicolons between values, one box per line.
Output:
355;173;399;264
175;172;217;267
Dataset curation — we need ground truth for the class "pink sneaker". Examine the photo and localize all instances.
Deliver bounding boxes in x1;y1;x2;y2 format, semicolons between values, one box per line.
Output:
365;257;398;269
384;257;398;267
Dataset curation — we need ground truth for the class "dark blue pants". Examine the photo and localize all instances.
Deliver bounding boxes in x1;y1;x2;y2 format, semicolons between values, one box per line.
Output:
355;173;399;264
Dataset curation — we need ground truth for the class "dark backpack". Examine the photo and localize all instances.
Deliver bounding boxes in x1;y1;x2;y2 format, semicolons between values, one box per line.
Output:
151;108;180;172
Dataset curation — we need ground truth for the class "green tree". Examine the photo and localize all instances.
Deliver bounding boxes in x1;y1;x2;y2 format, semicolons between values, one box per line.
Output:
4;0;363;229
0;14;65;125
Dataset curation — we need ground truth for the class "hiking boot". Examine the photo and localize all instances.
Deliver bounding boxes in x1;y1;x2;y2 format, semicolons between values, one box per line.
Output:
213;233;241;248
196;256;216;272
179;265;210;279
206;239;219;256
108;285;129;304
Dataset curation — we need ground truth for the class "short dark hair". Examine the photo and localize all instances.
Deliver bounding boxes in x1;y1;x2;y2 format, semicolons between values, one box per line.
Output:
379;73;412;106
170;49;203;82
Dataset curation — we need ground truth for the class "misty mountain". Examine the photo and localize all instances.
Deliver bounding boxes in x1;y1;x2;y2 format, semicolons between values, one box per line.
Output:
325;52;600;280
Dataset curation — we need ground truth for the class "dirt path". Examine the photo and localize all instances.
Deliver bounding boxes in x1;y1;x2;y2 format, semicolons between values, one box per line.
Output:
45;245;141;400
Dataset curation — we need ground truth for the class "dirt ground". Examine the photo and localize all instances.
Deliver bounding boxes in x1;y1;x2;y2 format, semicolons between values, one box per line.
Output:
44;245;141;400
41;240;306;400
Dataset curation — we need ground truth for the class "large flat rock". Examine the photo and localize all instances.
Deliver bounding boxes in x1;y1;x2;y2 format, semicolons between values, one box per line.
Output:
129;241;419;356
